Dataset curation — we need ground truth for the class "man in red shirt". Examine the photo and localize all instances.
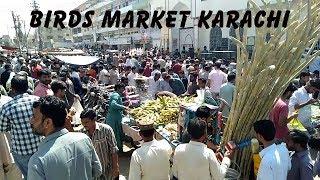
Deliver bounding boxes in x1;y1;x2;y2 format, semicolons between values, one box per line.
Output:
30;60;42;79
172;60;182;74
270;83;298;141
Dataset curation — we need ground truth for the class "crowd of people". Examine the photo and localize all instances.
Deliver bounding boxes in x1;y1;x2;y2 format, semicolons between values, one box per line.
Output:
0;46;320;180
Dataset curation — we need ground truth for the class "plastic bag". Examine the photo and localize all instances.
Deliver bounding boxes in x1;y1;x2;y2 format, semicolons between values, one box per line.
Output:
288;118;307;131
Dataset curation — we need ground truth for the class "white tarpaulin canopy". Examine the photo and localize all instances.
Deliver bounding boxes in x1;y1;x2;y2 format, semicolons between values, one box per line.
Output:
55;56;100;66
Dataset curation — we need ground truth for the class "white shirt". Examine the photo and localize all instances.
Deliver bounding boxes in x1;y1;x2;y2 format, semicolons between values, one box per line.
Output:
208;69;227;94
151;70;161;77
5;72;16;90
288;87;312;128
129;139;172;180
98;69;110;84
125;58;133;67
157;59;166;69
199;69;209;80
257;143;291;180
147;77;159;99
172;141;230;180
127;72;137;86
109;69;119;85
71;71;80;80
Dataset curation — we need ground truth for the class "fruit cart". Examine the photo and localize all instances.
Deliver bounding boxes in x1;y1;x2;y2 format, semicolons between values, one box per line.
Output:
127;96;196;147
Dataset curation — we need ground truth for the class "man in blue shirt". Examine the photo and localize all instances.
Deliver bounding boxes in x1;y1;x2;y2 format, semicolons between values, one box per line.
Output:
28;96;102;180
167;74;186;96
286;130;313;180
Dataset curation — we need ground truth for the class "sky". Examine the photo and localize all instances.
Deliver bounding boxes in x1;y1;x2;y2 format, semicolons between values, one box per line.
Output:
0;0;87;38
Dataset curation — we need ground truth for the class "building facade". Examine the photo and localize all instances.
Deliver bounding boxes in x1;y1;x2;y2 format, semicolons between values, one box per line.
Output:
40;25;73;49
70;0;306;55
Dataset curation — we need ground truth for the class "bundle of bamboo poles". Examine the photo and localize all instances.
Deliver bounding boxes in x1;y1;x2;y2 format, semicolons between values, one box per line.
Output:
222;0;320;178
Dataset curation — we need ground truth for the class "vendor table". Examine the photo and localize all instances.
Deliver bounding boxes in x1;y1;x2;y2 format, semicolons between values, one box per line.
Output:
122;117;142;142
122;116;180;148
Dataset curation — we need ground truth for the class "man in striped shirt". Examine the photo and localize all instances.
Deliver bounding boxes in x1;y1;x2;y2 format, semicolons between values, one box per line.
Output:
80;109;120;180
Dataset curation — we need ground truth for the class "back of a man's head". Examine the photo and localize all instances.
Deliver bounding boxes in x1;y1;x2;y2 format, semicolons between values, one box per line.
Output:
195;106;211;119
33;96;67;129
253;120;275;142
300;71;310;79
11;75;29;94
309;78;320;90
51;81;67;94
187;119;207;140
140;129;155;138
289;129;309;149
227;73;236;82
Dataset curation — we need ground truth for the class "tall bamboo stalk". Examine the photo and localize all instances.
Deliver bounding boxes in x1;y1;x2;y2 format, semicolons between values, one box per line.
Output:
222;0;320;178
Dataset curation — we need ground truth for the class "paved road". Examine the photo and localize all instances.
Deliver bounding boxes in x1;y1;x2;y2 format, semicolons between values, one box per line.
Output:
119;145;134;179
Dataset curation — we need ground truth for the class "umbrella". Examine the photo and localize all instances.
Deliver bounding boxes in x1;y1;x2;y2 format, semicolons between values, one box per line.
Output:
55;56;101;66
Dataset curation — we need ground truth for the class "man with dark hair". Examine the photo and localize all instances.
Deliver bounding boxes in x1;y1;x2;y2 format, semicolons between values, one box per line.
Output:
127;66;137;87
129;120;172;180
167;75;186;96
184;72;199;96
157;72;173;93
28;96;102;179
313;70;320;79
1;64;15;91
34;69;53;97
51;80;67;100
197;78;219;107
253;120;291;180
181;106;212;143
106;83;129;152
151;64;161;77
0;75;41;179
289;79;320;133
292;72;311;88
208;60;227;98
148;72;161;99
30;60;42;79
109;65;119;85
270;83;298;141
286;130;313;180
59;71;79;107
220;73;236;117
80;109;119;180
173;119;232;180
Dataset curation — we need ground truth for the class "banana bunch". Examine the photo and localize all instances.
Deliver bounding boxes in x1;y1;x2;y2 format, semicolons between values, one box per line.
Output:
130;96;194;125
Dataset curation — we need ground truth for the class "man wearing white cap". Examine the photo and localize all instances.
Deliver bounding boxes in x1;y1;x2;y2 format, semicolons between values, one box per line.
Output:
129;120;172;180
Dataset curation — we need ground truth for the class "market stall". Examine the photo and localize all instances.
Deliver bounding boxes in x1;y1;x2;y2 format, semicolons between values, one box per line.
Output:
126;93;223;148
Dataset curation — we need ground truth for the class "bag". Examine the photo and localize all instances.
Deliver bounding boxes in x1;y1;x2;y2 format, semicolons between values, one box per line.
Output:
288;118;307;131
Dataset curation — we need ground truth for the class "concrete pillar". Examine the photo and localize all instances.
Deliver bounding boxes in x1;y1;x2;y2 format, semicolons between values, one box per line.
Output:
194;19;199;50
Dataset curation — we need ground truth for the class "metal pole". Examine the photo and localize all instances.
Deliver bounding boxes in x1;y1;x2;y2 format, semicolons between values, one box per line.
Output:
164;0;167;49
167;0;169;50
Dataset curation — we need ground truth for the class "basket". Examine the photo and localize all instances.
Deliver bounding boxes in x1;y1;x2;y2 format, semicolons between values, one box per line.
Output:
224;161;241;180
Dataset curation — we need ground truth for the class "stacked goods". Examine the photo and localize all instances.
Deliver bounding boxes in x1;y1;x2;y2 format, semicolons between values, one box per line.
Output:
164;123;178;140
223;0;320;178
130;96;194;125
